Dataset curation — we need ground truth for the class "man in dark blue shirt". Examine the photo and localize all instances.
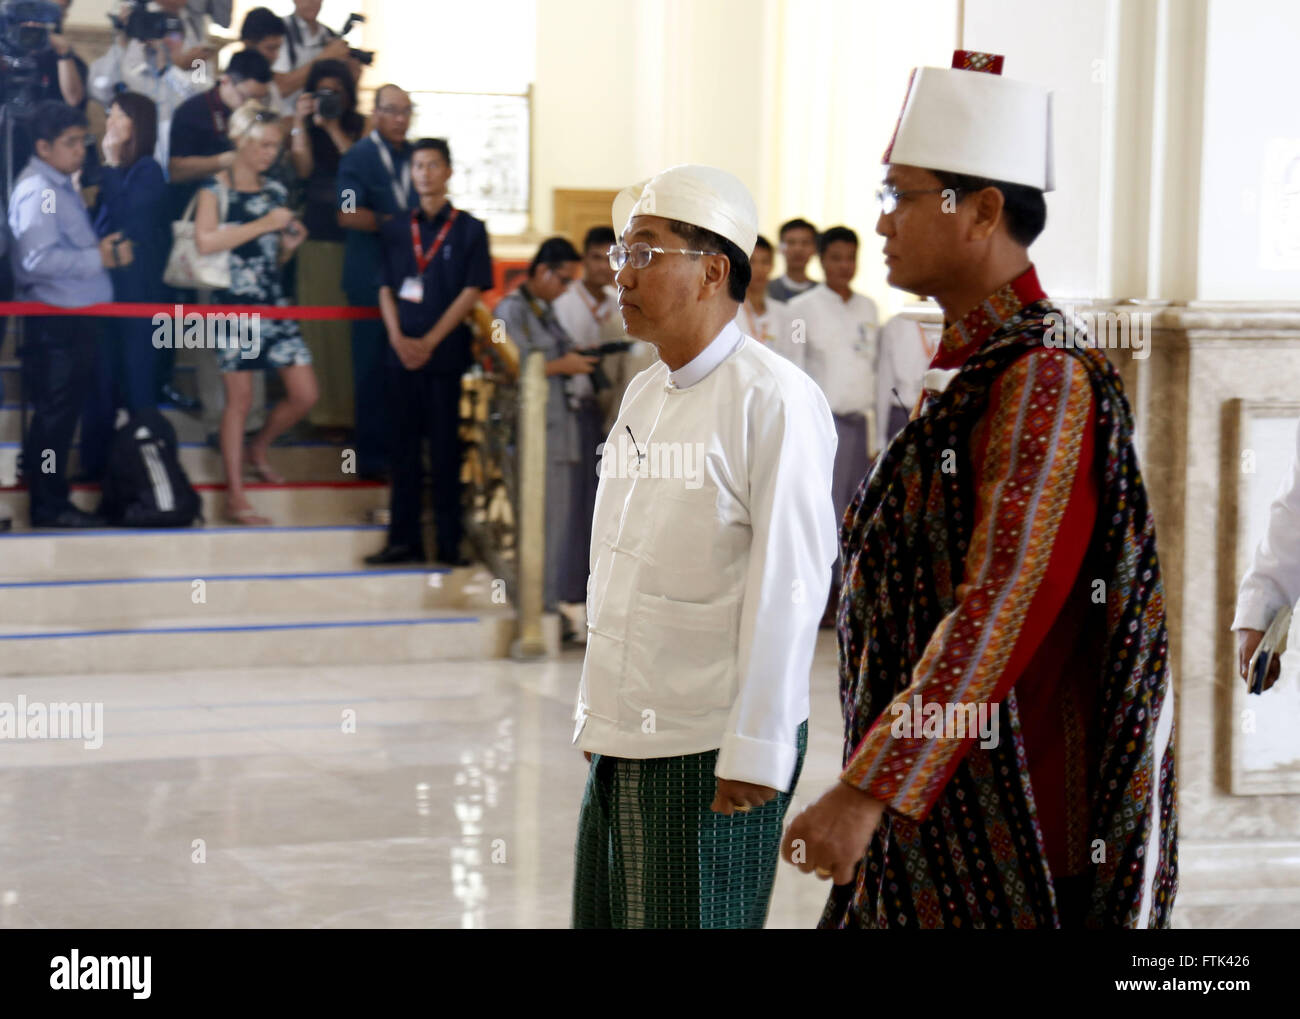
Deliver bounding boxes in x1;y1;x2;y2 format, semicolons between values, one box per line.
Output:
364;137;493;566
336;83;417;480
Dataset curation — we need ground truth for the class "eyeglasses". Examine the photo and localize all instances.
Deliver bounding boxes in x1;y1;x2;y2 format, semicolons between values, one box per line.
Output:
252;110;278;123
607;242;720;271
875;184;956;215
376;104;414;117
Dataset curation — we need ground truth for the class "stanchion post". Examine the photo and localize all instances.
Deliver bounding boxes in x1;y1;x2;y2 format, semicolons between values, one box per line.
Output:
512;349;547;659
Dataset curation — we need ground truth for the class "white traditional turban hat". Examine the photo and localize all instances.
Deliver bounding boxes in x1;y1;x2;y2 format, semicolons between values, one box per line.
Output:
883;50;1055;192
612;163;759;254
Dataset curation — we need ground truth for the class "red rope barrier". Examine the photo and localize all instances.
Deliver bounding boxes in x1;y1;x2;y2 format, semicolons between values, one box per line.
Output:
0;301;381;320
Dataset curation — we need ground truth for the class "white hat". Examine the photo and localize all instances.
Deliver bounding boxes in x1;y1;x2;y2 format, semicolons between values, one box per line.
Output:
612;164;758;254
883;50;1055;192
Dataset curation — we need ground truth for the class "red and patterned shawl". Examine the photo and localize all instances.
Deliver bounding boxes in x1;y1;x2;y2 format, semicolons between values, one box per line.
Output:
822;267;1177;929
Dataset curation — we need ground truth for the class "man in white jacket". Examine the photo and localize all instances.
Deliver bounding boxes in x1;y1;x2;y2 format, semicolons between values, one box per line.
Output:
571;164;838;929
1233;418;1300;692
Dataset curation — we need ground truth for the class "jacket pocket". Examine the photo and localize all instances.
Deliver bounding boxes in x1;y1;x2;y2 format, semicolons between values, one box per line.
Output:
623;592;739;719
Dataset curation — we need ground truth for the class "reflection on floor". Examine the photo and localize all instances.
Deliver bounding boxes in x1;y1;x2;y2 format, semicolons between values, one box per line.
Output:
0;632;1278;928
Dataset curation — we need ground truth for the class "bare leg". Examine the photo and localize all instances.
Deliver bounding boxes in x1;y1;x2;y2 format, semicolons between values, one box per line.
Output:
220;371;266;522
247;363;320;478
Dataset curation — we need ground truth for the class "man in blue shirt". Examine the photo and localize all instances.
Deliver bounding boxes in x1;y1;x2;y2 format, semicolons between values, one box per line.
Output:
337;83;416;480
8;101;133;527
365;138;493;566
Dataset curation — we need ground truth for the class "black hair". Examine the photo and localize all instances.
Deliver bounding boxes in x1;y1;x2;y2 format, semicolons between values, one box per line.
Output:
817;225;858;256
31;100;87;145
582;225;616;254
931;170;1047;247
753;234;773;254
240;6;285;42
411;137;451;168
665;220;750;302
778;217;818;240
305;59;363;137
225;48;273;85
529;236;582;275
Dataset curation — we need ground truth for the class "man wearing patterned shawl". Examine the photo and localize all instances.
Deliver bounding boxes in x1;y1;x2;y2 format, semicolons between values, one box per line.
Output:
780;51;1178;928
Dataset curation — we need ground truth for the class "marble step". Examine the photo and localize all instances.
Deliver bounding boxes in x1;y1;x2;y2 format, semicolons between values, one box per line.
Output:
0;480;388;529
0;564;506;626
0;523;396;580
0;405;211;444
0;607;517;676
0;440;358;487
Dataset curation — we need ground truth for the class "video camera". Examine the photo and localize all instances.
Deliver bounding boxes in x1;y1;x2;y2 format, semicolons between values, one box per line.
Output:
0;0;62;111
108;0;183;43
582;340;634;393
338;12;374;67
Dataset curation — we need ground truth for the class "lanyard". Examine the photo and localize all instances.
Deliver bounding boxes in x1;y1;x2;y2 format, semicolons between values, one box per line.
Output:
918;320;939;363
575;284;606;324
370;130;411;211
410;206;457;273
206;90;228;135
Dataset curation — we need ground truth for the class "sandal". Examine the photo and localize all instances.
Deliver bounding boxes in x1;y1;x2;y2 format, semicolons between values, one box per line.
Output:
244;452;286;485
223;504;272;526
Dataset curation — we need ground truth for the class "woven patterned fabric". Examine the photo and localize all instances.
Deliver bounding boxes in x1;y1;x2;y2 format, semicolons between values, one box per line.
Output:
823;280;1177;929
572;722;807;929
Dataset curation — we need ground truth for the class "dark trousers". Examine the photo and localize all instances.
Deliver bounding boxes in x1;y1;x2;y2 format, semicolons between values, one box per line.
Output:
80;317;160;480
387;363;462;559
21;315;99;523
349;292;393;475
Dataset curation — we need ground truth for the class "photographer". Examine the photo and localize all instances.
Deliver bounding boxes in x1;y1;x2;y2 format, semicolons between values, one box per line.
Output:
289;58;360;435
88;0;216;169
0;0;89;172
268;0;355;115
494;237;602;634
7;100;132;528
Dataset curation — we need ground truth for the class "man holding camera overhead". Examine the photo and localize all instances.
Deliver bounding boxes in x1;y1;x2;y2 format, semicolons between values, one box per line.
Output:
270;0;359;116
88;0;215;169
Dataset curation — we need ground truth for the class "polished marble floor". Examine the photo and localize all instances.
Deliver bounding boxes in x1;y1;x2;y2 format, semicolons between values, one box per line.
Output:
0;633;1283;928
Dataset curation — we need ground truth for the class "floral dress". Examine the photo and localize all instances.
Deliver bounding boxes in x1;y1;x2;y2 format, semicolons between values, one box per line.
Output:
200;176;313;373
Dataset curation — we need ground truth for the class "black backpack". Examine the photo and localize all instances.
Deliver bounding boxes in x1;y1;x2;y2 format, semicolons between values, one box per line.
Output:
98;409;202;527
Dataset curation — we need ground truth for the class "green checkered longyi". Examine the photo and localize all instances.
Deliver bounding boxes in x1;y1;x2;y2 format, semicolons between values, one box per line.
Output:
571;721;808;929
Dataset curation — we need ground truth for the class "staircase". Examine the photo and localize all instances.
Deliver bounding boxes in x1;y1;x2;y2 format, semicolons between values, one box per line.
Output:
0;351;518;677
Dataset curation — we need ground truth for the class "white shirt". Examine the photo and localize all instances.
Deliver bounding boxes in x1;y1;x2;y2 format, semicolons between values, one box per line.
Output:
576;321;838;790
788;282;880;426
272;14;337;115
874;314;938;446
1233;417;1300;631
553;282;620;350
88;5;210;170
734;295;804;372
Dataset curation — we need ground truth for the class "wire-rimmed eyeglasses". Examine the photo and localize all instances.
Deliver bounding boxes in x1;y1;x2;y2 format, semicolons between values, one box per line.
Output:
874;184;955;215
607;242;721;271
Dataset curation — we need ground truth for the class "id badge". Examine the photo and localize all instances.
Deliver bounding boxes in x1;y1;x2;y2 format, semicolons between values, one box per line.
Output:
399;276;424;303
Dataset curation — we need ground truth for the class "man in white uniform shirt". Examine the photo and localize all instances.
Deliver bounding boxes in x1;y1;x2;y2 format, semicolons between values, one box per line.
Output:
788;225;880;524
874;312;938;447
270;0;355;115
1234;417;1300;692
735;235;803;371
572;164;837;929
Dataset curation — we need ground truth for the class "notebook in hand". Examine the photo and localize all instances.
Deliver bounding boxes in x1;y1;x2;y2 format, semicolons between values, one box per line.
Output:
1247;605;1292;695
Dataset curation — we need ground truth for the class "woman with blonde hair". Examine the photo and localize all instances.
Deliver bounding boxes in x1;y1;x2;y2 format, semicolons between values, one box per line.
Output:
195;101;318;525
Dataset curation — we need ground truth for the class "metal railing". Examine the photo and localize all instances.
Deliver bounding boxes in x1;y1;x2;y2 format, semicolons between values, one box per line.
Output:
461;304;545;657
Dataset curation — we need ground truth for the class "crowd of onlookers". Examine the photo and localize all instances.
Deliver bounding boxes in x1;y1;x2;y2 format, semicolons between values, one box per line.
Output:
0;2;935;618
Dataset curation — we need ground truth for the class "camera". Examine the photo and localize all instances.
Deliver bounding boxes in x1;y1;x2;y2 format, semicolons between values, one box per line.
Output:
108;0;183;43
313;88;341;121
0;0;62;110
338;12;374;68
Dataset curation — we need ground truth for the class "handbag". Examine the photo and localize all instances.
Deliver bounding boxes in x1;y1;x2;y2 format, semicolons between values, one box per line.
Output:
163;177;231;290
